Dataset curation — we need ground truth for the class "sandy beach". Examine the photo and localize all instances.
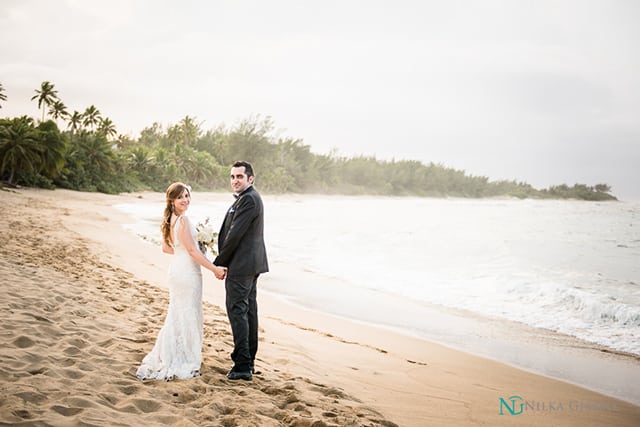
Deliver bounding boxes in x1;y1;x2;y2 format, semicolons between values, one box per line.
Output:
1;187;639;426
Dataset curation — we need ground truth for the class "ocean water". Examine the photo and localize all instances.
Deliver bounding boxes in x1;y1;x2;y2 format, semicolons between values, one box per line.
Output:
115;195;640;356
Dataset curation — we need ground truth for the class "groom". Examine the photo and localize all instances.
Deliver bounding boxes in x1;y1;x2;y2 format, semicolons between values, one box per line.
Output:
214;160;269;381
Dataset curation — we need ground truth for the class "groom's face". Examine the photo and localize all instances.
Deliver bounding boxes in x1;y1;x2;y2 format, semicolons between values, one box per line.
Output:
230;166;254;194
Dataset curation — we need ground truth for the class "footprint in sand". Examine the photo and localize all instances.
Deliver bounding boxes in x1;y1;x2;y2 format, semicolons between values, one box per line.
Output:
13;336;35;348
293;404;311;415
98;338;115;347
113;403;140;414
60;358;76;367
27;367;46;375
67;338;89;349
11;410;33;420
118;384;140;396
319;385;352;401
131;398;162;413
60;368;85;379
65;397;98;409
16;391;47;405
69;309;90;318
63;346;82;356
76;361;95;372
98;393;119;407
278;392;301;410
51;405;83;417
261;384;293;396
210;402;235;415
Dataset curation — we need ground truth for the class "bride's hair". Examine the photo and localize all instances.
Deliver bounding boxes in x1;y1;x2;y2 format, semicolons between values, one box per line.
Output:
161;182;191;247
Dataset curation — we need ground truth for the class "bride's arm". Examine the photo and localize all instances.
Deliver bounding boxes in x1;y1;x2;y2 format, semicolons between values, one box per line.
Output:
177;216;225;276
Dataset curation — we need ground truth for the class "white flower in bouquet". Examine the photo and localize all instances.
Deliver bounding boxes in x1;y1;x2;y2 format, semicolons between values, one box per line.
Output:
196;217;218;256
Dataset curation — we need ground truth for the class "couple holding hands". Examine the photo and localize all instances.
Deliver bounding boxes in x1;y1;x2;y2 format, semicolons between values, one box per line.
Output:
136;160;268;382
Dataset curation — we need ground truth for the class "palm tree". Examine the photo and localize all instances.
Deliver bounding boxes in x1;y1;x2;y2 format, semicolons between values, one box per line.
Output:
127;145;154;176
31;81;59;122
98;117;117;140
68;111;83;134
187;151;215;183
113;134;134;150
0;116;41;185
167;124;181;146
151;147;178;185
0;83;7;108
78;132;114;173
180;115;202;145
49;100;69;125
36;120;68;179
82;105;101;131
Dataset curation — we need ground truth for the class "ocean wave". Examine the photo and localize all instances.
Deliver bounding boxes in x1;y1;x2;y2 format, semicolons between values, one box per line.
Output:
481;281;640;355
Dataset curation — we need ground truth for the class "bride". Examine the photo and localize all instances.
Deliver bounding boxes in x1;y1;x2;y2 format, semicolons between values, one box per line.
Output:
136;182;226;381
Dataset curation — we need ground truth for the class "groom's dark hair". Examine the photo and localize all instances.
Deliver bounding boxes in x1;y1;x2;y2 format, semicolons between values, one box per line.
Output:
233;160;254;178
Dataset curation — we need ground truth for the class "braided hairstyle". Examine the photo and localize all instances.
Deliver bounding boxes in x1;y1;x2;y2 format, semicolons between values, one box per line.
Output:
161;182;190;247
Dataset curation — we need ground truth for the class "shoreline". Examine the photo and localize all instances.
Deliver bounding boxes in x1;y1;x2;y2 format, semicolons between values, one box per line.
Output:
2;187;639;426
260;262;640;406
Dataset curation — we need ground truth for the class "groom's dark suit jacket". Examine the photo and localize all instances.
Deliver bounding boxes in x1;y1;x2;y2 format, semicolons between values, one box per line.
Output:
214;185;269;277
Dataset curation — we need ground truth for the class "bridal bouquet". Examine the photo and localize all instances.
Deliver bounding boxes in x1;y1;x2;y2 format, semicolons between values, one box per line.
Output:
196;217;218;256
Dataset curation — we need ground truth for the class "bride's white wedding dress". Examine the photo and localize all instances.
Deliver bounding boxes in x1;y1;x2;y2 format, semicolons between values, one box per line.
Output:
136;216;203;381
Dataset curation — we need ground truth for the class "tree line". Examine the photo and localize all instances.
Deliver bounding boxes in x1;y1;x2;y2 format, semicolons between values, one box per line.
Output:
0;81;617;200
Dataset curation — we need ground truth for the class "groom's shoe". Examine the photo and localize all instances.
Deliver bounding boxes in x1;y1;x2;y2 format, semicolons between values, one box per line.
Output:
227;370;252;381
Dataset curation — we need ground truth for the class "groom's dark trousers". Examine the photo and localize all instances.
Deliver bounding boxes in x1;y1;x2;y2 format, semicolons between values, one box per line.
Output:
225;274;259;371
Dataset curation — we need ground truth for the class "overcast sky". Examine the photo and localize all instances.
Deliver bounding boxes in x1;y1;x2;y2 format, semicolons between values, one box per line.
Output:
1;0;639;199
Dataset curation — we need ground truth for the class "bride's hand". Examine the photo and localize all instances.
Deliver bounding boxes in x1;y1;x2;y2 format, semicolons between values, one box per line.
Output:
213;266;227;280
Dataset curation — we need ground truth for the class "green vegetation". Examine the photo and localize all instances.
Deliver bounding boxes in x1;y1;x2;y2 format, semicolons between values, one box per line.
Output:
0;81;617;201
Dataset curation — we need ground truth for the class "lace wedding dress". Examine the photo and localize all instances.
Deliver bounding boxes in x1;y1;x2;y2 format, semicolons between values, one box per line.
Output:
136;216;203;380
